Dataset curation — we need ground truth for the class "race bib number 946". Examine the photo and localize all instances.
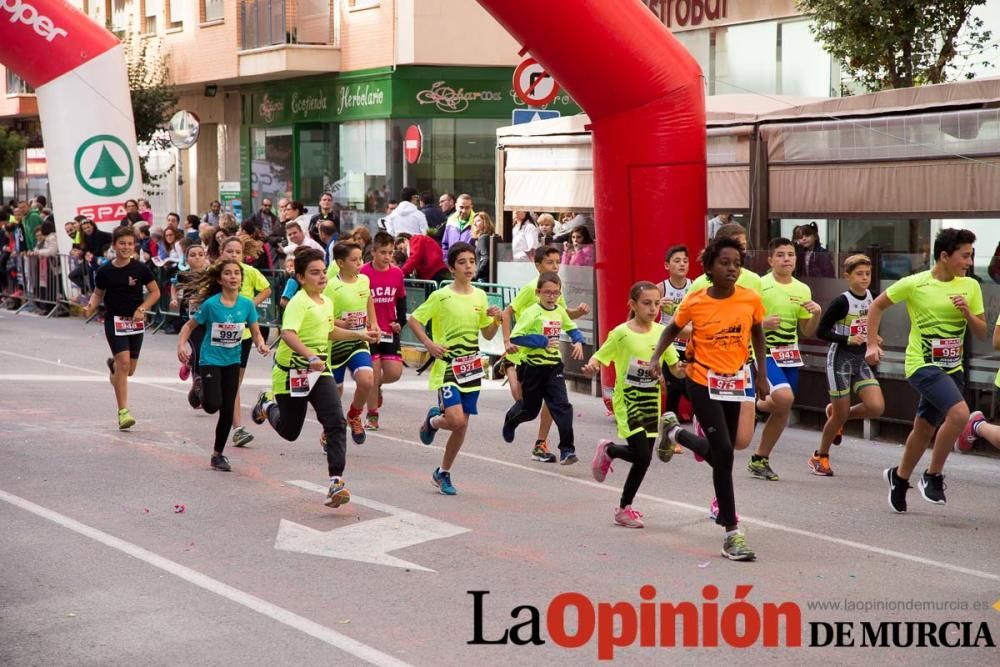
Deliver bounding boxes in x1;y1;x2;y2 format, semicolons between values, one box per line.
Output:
113;316;144;336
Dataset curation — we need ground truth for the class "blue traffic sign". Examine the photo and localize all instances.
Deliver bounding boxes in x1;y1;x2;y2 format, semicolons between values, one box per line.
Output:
511;108;561;125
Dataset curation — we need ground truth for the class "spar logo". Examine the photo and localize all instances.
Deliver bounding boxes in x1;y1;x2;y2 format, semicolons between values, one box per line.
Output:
1;0;68;42
74;135;134;197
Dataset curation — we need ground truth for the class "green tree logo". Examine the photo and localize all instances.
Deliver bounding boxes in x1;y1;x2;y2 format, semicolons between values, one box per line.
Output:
74;135;134;197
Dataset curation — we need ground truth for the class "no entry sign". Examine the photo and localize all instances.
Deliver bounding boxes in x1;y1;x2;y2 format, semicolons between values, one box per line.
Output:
404;124;423;164
513;58;560;107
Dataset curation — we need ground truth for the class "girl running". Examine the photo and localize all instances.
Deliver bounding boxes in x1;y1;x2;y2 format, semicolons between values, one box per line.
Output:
583;282;685;528
251;248;379;508
172;242;210;405
651;236;768;561
176;260;269;471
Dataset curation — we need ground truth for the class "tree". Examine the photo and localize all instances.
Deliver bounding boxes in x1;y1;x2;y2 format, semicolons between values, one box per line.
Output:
797;0;996;91
122;28;177;192
0;127;28;201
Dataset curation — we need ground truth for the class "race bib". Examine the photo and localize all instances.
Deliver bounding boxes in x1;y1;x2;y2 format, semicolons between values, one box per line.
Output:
451;354;484;384
849;317;868;339
770;343;803;368
543;319;562;341
673;337;689;353
380;331;395;345
708;367;754;402
289;369;321;397
624;358;657;388
210;322;244;348
113;316;144;336
343;310;367;331
931;337;962;369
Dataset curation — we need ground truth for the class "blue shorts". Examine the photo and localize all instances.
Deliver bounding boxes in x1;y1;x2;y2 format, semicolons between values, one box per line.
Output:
332;351;373;384
765;357;800;394
438;385;479;415
909;366;964;427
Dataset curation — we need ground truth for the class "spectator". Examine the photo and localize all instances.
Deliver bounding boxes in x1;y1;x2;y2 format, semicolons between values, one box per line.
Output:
438;192;456;218
510;209;540;262
218;213;239;238
383;187;428;237
64;220;80;248
35;195;54;227
441;193;475;260
420;191;448;230
318;220;338;265
284;220;324;255
20;200;42;251
204;225;223;261
707;213;732;239
793;222;835;279
119;199;139;226
165;212;180;230
156;226;183;266
240;219;274;271
351;226;374;263
471;211;498;281
185;215;202;242
277;197;291;221
553;211;588;243
79;219;112;257
138;199;154;224
249;198;279;238
286;200;310;230
309;191;339;242
202;199;222;226
561;226;595;266
398;232;450;282
537;213;556;246
30;220;58;258
386;200;398;214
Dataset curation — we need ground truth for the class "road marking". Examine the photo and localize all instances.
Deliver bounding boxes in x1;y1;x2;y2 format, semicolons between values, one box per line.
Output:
0;488;413;667
3;348;999;583
277;480;470;572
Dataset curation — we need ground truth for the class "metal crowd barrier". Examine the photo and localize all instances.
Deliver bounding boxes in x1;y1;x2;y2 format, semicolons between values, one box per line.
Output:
10;253;98;318
401;278;441;349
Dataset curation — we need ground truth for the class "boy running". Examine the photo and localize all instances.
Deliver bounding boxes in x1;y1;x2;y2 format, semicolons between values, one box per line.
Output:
867;228;985;512
409;242;502;496
659;244;692;434
85;226;160;430
812;255;885;475
750;237;822;481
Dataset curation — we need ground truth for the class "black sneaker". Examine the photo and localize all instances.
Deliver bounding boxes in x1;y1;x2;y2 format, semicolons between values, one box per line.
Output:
211;453;231;472
884;466;910;513
106;357;115;380
918;470;947;505
188;377;203;410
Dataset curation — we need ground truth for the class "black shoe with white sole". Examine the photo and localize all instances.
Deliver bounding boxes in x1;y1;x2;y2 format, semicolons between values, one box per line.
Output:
918;470;947;504
884;466;910;513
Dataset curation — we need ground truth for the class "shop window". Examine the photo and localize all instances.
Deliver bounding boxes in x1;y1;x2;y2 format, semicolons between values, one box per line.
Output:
714;21;777;95
298;125;339;207
250;127;293;213
778;20;836;97
337;120;391;225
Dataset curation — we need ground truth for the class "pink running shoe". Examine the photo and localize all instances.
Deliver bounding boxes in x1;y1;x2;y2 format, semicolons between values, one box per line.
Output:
591;440;614;483
179;363;191;381
614;505;644;528
693;419;705;462
957;410;984;453
709;497;739;522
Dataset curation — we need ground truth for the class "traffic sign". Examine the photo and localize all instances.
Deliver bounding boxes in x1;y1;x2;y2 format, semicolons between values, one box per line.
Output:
512;108;561;125
404;124;423;164
513;58;560;107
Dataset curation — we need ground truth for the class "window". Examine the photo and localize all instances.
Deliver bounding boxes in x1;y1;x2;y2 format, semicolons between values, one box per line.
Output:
347;0;380;10
143;0;159;33
203;0;224;22
167;0;184;28
6;70;33;95
110;0;130;32
298;125;339;206
250;127;293;213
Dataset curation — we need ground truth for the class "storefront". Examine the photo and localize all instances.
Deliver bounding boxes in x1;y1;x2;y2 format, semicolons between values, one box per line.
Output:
240;66;579;229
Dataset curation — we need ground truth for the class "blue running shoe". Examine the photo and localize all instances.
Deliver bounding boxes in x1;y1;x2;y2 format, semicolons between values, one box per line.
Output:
559;450;579;466
420;407;441;445
432;467;457;495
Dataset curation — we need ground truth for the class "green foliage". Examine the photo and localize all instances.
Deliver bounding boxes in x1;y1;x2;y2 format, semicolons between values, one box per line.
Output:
797;0;996;91
0;126;28;178
123;29;178;192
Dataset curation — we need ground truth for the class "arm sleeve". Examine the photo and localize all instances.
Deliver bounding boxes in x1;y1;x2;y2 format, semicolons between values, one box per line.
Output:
567;328;584;344
511;334;549;349
395;296;408;326
816;295;850;344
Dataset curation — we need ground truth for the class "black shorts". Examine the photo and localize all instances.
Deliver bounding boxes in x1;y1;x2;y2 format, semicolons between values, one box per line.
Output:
104;318;144;359
240;338;252;368
372;334;402;362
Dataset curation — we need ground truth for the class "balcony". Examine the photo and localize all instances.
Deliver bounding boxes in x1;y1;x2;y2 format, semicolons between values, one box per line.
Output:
238;0;341;80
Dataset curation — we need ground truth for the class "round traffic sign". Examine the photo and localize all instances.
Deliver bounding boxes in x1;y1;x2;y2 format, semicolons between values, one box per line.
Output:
513;58;560;107
404;124;423;164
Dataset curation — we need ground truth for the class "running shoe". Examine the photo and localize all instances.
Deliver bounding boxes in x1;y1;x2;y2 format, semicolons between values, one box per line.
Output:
559;450;578;465
365;413;380;431
808;452;834;477
825;403;843;446
747;456;779;481
722;532;756;561
501;406;519;443
211;453;231;472
708;497;739;523
250;391;272;425
613;505;644;529
347;414;366;445
657;411;679;463
531;440;557;463
432;468;457;495
232;426;254;448
325;478;351;508
179;363;191;381
957;410;984;453
117;408;135;431
106;357;115;381
591;440;614;482
884;466;910;513
320;432;328;455
918;470;947;505
188;377;203;410
419;407;441;445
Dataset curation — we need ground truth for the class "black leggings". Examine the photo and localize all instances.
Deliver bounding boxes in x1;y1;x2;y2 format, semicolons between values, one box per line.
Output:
200;364;241;454
606;431;653;509
505;362;575;452
663;362;688;415
676;378;741;528
267;374;347;478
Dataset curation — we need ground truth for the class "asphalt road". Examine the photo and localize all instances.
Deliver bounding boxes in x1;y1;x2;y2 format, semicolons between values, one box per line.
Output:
1;311;998;666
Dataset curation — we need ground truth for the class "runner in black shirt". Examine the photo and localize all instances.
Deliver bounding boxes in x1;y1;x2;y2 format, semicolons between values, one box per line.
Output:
85;226;160;430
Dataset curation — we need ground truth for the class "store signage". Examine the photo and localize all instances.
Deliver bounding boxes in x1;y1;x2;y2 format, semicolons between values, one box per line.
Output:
1;0;69;43
645;0;728;28
415;80;504;114
291;91;328;119
337;83;385;115
258;93;285;123
404;124;423;164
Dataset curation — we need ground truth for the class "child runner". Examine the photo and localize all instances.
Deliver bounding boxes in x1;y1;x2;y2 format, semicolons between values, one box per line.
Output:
500;245;590;462
172;242;210;405
866;228;985;512
324;241;380;445
219;236;272;447
957;315;1000;453
652;236;768;561
584;282;685;528
812;254;885;476
251;248;379;508
659;244;692;445
360;231;407;431
409;242;502;495
176;259;269;471
84;226;160;430
502;272;585;464
750;237;822;481
278;254;298;310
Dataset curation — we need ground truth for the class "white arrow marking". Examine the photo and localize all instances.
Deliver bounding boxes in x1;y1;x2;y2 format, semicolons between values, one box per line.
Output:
530;112;542;122
277;480;470;572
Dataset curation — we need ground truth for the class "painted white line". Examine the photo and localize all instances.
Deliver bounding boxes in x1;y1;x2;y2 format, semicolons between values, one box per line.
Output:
0;488;413;667
3;349;998;583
